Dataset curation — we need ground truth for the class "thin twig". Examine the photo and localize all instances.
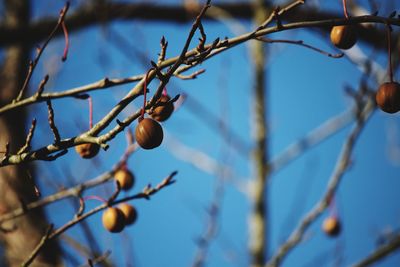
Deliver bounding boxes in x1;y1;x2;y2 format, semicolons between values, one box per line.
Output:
79;251;111;267
148;0;212;107
256;37;344;58
192;182;224;267
175;68;206;80
34;75;49;99
15;2;70;101
0;75;143;115
46;100;61;144
157;36;168;64
196;21;207;53
257;0;305;30
17;119;37;155
270;108;355;173
20;224;54;267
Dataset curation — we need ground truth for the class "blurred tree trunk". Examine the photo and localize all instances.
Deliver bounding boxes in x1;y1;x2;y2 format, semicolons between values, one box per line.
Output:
249;0;269;267
0;0;61;266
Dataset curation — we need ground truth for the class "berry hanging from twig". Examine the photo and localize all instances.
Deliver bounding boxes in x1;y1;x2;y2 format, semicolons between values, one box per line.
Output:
135;69;164;149
322;216;341;237
102;207;126;233
376;82;400;113
330;0;357;50
114;169;135;191
75;96;100;158
330;25;357;50
376;25;400;114
135;118;163;149
151;94;174;122
119;203;138;225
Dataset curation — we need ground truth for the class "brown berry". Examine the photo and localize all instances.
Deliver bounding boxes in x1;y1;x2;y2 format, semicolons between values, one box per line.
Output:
330;25;357;50
102;207;125;233
322;217;341;237
75;143;100;159
135;118;163;149
151;95;174;122
119;203;138;225
114;169;135;191
376;82;400;114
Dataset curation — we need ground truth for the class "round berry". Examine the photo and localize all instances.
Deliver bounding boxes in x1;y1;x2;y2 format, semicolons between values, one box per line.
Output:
330;25;357;50
114;169;135;191
75;143;100;159
322;217;341;237
376;82;400;114
119;203;138;225
102;207;125;233
151;95;174;122
135;118;163;149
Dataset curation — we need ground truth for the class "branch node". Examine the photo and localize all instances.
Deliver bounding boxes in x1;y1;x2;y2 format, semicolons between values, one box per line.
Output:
34;75;49;99
46;100;61;144
18;118;37;155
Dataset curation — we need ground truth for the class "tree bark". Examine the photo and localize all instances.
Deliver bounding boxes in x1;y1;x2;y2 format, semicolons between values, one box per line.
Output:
249;1;269;267
0;0;61;266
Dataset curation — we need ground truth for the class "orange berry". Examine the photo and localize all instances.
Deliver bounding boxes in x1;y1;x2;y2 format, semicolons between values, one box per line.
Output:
330;25;357;50
376;82;400;114
135;118;163;149
119;203;138;225
151;95;174;122
102;207;125;233
322;217;341;237
75;143;100;159
114;169;135;191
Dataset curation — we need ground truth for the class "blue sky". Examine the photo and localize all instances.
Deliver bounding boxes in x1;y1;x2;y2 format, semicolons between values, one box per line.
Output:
12;0;400;266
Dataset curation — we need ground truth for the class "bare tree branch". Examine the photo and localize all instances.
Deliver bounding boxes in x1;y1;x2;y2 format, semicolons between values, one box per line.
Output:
0;2;396;54
350;234;400;267
0;3;399;169
265;96;376;267
21;224;54;267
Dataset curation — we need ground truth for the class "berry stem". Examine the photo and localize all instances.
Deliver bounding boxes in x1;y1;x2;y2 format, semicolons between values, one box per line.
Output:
386;25;394;82
88;96;93;129
120;162;127;171
83;195;108;204
328;197;339;219
61;20;69;62
140;69;153;121
342;0;349;19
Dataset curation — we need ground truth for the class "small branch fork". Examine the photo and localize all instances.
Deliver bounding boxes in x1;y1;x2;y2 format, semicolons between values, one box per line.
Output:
20;171;177;266
0;132;139;225
20;224;54;267
1;1;400;168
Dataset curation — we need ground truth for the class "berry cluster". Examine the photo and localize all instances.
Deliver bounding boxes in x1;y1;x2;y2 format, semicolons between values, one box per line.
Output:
102;168;138;233
102;203;138;233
